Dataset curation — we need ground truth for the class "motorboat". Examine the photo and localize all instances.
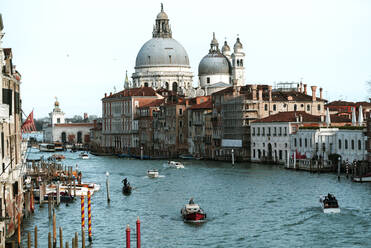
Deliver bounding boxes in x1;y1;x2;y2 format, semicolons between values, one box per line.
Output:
353;173;371;182
167;161;184;169
39;143;55;152
54;142;64;151
79;152;89;159
319;194;340;213
48;154;65;161
147;169;159;178
181;202;206;222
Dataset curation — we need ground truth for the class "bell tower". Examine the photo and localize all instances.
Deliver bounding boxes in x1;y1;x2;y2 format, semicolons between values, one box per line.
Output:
231;36;245;87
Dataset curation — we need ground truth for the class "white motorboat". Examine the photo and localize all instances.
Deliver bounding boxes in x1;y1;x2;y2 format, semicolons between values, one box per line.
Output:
147;169;159;178
319;194;340;213
181;202;206;222
167;161;184;169
79;152;89;159
353;173;371;182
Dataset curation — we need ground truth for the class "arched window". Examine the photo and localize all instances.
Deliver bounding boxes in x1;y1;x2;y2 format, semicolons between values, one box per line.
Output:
307;105;310;111
305;138;307;147
318;104;321;111
351;140;355;150
299;138;302;147
144;82;148;87
207;77;210;84
165;82;169;90
172;82;178;92
240;59;243;66
237;60;240;66
273;104;276;111
345;139;348;149
294;138;297;147
264;104;268;111
358;140;362;150
294;104;297;111
338;139;342;149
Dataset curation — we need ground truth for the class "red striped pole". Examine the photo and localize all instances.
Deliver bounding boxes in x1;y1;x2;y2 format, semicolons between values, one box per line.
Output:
30;190;34;213
136;217;140;248
88;190;92;242
126;225;130;248
81;195;85;229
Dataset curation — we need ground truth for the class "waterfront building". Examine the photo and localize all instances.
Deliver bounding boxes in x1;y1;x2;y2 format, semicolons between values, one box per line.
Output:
152;96;188;158
211;83;327;161
251;111;324;163
290;127;367;163
101;87;163;153
131;4;194;96
187;98;212;159
43;100;93;144
0;14;26;243
89;119;102;152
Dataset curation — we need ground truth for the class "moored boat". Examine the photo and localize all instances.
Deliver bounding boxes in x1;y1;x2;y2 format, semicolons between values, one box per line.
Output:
147;169;159;178
181;200;206;222
79;152;89;159
319;194;340;213
39;143;55;152
352;173;371;182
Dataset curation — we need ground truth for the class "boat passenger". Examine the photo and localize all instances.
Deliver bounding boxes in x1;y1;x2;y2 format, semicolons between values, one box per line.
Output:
122;178;128;187
189;198;194;204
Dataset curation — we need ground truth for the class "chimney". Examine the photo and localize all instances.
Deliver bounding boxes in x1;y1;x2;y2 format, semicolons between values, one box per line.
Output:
311;86;317;101
252;85;257;100
258;89;263;101
304;84;307;95
268;85;272;102
300;82;303;93
320;88;323;99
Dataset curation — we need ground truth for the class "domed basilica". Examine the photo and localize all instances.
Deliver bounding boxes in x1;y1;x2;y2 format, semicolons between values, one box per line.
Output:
130;4;246;97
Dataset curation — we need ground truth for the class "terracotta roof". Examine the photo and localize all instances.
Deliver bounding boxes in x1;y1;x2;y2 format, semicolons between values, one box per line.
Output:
139;99;165;108
330;114;351;123
188;100;212;110
253;111;321;123
326;100;356;107
103;87;158;99
54;123;94;127
212;85;326;102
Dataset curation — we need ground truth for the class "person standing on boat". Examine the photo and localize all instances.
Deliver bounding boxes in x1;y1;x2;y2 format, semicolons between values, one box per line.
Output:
122;178;128;187
189;198;194;204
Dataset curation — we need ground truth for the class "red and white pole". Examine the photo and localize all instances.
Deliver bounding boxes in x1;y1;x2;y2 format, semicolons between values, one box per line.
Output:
136;217;140;248
126;224;130;248
81;195;85;229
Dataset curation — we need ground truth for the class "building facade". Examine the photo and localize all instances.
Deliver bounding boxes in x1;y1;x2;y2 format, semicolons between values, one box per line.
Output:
43;100;93;144
0;15;25;244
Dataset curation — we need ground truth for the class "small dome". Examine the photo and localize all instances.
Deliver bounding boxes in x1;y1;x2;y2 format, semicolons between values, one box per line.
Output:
55;101;59;107
198;53;231;76
157;11;168;20
234;37;243;52
222;41;230;53
135;38;190;68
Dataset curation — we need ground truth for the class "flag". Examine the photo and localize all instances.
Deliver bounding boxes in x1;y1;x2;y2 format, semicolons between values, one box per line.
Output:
21;111;36;133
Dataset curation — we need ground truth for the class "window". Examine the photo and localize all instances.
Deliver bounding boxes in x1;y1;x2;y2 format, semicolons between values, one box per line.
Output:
264;104;268;111
294;138;297;147
284;127;287;136
299;138;302;147
351;140;355;150
273;127;277;136
268;127;271;136
279;150;282;160
318;104;321;111
207;77;210;84
252;128;255;136
2;88;12;115
57;118;61;124
179;121;183;128
262;128;265;136
285;143;288;148
144;82;148;87
305;138;307;147
1;132;3;159
13;182;18;197
345;140;348;149
358;140;361;150
294;104;297;111
338;140;342;149
253;149;256;158
273;104;276;111
279;127;282;136
179;109;183;115
307;105;310;111
257;128;260;136
301;104;304;108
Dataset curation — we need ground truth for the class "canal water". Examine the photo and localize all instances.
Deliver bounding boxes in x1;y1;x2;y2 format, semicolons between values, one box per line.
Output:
22;150;371;247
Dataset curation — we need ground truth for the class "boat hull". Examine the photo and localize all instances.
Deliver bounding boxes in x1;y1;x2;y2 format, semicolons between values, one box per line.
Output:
353;176;371;182
323;208;340;214
182;212;206;222
122;186;132;195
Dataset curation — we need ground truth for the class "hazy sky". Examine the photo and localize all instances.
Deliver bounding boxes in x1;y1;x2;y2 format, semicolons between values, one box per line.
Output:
1;0;371;118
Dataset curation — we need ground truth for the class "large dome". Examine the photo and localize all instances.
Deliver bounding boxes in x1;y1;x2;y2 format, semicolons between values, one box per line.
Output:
135;38;190;68
198;53;231;76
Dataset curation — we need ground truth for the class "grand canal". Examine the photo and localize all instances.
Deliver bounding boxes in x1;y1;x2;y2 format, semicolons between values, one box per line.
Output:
22;150;371;247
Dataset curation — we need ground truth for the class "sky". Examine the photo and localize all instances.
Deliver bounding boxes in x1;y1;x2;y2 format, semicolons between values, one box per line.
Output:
1;0;371;119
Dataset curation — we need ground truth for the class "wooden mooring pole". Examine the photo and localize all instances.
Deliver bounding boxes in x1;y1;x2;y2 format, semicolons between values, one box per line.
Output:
106;172;110;203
